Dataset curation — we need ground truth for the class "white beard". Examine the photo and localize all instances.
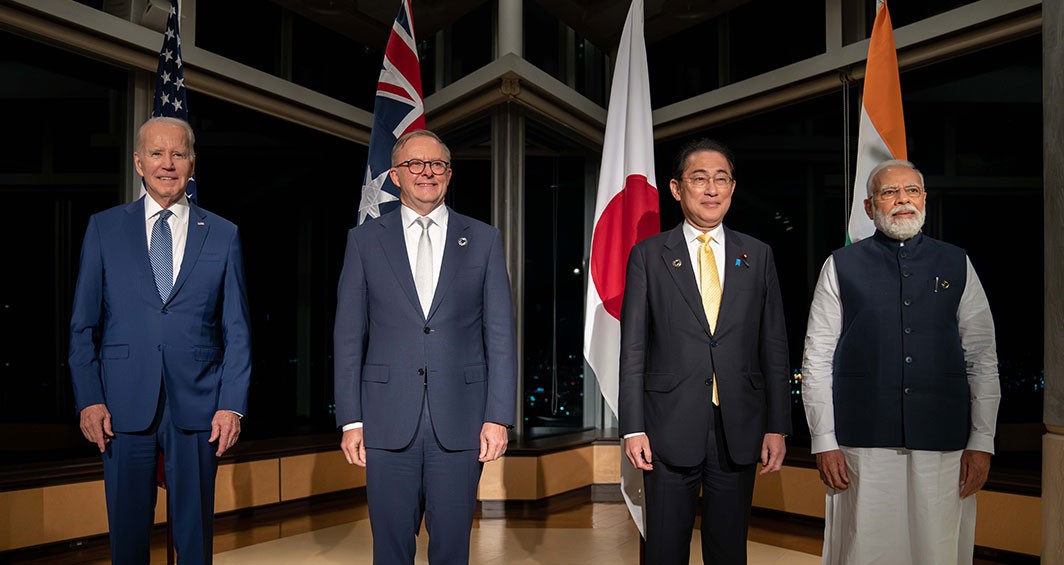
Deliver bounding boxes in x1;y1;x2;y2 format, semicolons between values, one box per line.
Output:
873;204;925;240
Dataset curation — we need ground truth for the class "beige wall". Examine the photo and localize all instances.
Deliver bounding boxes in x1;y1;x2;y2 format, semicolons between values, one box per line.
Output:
0;445;1040;556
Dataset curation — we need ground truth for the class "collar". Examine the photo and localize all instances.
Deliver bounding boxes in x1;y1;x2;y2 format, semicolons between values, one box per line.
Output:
872;229;923;248
144;194;189;223
683;221;724;245
401;203;449;231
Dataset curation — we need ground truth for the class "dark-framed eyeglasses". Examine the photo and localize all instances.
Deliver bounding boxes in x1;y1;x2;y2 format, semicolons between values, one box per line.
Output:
397;159;450;175
684;174;734;190
874;184;924;201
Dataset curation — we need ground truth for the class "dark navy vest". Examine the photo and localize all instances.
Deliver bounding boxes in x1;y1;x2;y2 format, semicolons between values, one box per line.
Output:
832;231;970;451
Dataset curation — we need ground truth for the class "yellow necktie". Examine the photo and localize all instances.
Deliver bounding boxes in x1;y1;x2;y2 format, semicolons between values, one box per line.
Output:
697;234;721;406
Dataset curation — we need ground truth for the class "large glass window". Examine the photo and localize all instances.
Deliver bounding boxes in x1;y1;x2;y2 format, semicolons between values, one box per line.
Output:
524;1;608;106
418;1;493;97
522;117;593;438
648;0;825;108
0;30;127;465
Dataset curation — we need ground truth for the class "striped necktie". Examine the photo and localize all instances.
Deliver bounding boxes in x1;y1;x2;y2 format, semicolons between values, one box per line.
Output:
150;209;174;303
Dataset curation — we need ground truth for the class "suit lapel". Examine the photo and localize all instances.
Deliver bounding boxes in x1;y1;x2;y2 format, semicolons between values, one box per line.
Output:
717;226;745;327
378;212;425;319
168;203;209;305
427;210;469;321
662;224;712;337
124;198;161;306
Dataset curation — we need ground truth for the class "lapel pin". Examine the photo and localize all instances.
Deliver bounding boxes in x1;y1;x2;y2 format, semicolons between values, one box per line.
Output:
458;237;468;247
940;279;950;290
673;259;682;268
196;221;205;226
740;253;750;268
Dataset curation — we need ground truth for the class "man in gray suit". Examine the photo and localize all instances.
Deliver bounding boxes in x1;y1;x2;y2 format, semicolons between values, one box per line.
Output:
334;129;517;564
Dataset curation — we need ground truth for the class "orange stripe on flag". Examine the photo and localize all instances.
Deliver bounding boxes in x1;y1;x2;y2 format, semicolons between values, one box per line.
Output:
862;1;906;161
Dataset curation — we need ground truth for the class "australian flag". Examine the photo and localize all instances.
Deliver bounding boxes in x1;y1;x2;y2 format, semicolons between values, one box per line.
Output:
151;0;197;202
358;0;426;224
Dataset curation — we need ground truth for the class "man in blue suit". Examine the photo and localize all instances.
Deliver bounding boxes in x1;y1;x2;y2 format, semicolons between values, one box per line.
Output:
69;117;251;565
334;129;517;564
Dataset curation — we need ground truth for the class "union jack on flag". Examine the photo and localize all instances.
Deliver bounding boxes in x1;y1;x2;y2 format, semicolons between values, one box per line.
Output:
151;0;197;202
358;0;426;224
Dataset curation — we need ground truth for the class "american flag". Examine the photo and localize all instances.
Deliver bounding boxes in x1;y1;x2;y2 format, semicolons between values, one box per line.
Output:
358;0;425;225
152;0;197;202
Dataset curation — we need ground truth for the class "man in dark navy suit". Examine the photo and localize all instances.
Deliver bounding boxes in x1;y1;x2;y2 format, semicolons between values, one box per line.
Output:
334;129;517;564
619;139;791;564
70;117;251;565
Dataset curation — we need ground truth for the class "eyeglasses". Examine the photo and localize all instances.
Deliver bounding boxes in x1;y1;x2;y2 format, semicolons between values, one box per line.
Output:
684;174;734;190
874;184;924;201
397;159;450;175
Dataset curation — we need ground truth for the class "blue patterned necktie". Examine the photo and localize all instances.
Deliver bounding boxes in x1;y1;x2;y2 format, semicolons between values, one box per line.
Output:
150;209;174;302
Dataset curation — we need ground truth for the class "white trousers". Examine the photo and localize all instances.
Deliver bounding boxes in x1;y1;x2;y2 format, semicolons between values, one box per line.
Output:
822;447;977;565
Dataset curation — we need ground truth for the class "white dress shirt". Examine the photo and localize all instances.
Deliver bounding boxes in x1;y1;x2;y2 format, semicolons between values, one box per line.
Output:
801;250;1001;454
343;204;449;433
144;195;189;284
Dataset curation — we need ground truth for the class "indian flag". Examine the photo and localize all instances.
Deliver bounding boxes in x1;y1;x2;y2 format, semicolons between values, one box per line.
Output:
848;0;906;243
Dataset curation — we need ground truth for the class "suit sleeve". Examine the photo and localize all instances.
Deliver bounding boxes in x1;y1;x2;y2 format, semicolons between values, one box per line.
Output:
68;215;106;411
618;244;648;437
333;229;368;427
482;228;518;427
759;246;792;435
217;228;252;416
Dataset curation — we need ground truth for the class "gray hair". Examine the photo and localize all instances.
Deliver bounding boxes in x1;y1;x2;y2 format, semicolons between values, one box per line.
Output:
866;159;924;197
391;129;451;166
136;117;196;158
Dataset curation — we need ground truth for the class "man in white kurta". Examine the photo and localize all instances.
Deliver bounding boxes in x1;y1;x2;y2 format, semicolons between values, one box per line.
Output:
802;160;1000;565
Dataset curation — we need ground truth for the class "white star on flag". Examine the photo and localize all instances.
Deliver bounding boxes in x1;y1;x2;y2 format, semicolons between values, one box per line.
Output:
162;49;173;62
162;71;171;84
165;28;174;40
358;168;397;224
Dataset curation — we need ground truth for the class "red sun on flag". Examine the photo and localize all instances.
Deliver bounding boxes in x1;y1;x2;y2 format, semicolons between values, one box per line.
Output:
590;173;660;319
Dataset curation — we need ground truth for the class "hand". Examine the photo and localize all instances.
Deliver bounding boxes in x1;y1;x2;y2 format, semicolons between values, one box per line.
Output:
79;403;113;452
341;428;366;467
209;411;241;457
759;433;787;474
623;434;654;471
479;422;509;462
815;449;850;490
959;450;991;498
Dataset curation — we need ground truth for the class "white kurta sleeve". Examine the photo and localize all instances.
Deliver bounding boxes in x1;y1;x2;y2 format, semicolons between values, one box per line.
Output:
958;256;1001;454
802;256;843;454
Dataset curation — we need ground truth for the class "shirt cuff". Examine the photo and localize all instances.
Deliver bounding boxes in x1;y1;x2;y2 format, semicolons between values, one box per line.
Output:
227;410;244;419
966;433;995;455
342;422;363;432
622;432;646;439
810;433;840;454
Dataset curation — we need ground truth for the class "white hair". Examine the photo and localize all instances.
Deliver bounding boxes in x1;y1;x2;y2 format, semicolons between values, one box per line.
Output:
136;117;196;158
866;159;924;197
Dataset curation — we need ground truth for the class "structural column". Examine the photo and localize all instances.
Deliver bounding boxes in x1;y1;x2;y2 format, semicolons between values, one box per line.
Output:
497;0;522;57
492;102;525;439
1043;0;1063;560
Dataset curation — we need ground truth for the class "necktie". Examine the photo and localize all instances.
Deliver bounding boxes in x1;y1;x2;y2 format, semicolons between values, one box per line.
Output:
150;209;174;303
697;233;722;406
414;216;433;316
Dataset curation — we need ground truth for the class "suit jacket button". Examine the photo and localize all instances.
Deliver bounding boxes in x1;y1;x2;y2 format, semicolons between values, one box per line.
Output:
161;308;168;314
705;378;712;386
904;387;913;395
418;368;425;376
423;327;431;334
709;340;718;348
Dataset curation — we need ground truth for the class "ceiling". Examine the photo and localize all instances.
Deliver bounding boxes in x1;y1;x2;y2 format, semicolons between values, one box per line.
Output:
270;0;750;51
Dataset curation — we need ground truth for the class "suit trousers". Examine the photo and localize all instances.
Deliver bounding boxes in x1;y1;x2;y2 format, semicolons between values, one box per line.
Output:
366;396;483;565
102;389;218;565
643;405;756;565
